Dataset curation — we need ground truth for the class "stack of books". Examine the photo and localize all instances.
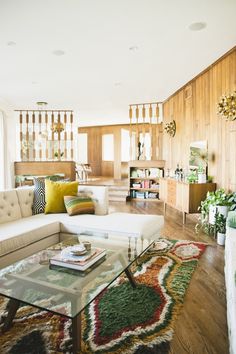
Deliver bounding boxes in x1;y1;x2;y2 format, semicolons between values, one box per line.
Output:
49;246;106;272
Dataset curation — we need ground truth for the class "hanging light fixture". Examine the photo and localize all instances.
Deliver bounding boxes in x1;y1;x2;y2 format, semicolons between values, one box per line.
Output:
51;120;65;134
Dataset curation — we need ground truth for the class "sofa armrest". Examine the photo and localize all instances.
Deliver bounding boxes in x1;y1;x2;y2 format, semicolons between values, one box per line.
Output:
78;186;109;215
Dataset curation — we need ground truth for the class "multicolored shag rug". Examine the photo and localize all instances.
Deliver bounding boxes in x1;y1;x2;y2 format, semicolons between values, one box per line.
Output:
0;239;206;354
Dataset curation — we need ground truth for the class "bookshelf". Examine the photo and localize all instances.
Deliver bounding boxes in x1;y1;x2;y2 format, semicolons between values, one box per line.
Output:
128;160;165;201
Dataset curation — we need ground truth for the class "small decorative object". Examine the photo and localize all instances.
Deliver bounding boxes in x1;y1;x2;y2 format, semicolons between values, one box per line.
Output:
82;241;92;251
217;91;236;121
54;151;64;160
164;120;176;137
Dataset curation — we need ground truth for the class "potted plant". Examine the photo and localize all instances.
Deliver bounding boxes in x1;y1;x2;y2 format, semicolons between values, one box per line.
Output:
215;212;226;246
195;188;233;235
187;170;198;183
197;164;207;183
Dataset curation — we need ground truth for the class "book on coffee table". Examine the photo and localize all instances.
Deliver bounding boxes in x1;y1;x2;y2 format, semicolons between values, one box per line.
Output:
49;247;106;271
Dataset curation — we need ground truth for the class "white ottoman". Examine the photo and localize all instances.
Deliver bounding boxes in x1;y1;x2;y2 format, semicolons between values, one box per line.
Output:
60;212;164;240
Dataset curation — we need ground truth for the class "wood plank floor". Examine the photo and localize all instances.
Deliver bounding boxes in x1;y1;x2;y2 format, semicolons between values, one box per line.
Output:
109;200;229;354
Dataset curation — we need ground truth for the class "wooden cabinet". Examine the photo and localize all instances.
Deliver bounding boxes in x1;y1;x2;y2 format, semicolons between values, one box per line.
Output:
159;178;216;223
128;160;165;201
14;161;76;186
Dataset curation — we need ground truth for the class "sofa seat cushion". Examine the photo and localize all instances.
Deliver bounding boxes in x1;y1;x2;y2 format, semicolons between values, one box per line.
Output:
58;212;164;239
0;215;60;257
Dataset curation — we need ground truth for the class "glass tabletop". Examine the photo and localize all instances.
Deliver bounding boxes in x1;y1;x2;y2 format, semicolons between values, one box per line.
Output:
0;235;154;318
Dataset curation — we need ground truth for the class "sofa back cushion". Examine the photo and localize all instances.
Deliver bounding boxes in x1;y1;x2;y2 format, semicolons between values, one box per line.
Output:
78;185;108;215
16;187;34;217
0;190;22;224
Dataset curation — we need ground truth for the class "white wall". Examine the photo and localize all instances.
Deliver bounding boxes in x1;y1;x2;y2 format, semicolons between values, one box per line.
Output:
0;98;16;188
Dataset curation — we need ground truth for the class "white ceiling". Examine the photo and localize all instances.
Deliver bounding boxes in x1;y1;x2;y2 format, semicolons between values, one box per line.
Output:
0;0;235;126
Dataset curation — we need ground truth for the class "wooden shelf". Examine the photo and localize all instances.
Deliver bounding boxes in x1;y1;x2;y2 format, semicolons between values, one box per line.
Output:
128;160;165;201
130;177;159;180
130;188;159;192
131;197;160;201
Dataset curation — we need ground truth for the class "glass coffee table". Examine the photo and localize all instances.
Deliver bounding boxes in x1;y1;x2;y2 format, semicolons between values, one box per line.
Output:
0;235;154;353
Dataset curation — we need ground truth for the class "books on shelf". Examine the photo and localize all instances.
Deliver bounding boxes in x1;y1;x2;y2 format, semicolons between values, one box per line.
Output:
50;247;106;271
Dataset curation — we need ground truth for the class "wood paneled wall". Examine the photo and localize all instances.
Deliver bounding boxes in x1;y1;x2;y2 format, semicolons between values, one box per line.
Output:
78;123;163;179
163;47;236;192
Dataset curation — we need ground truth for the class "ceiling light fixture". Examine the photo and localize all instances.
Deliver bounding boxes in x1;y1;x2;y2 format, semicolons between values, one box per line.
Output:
7;41;16;46
188;22;207;31
36;101;48;110
52;49;65;56
129;45;139;52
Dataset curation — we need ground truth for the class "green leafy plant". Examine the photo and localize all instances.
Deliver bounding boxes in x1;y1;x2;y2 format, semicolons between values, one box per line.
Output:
195;188;234;235
187;170;198;183
197;163;205;174
54;151;64;159
228;192;236;211
215;212;226;234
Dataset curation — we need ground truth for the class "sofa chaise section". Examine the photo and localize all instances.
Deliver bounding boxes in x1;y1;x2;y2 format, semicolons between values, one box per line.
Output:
0;186;164;268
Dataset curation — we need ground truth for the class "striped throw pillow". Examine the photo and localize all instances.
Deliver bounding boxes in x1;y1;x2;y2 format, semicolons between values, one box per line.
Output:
64;196;95;216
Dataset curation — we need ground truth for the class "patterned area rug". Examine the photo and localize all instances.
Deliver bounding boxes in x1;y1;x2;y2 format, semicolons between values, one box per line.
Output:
0;239;206;354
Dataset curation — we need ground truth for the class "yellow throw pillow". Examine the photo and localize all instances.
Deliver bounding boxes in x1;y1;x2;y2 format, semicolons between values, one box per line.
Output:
45;180;79;214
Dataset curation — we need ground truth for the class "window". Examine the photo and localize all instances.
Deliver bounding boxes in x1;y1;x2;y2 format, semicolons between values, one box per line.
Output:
102;134;114;161
77;133;88;163
121;129;136;161
139;133;151;160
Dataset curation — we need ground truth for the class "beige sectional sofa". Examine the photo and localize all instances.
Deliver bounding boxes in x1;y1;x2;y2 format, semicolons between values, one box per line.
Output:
0;186;164;268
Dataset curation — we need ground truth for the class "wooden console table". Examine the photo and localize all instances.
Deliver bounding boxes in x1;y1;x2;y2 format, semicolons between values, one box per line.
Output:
14;161;76;185
159;178;216;224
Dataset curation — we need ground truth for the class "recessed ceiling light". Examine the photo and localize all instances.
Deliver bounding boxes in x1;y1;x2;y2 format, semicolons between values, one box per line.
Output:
52;49;65;56
7;41;16;46
188;22;207;31
129;45;139;52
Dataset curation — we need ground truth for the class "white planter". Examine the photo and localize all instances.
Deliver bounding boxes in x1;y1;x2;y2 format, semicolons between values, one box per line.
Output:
209;205;217;224
198;173;207;183
217;232;226;246
217;205;228;218
209;205;229;225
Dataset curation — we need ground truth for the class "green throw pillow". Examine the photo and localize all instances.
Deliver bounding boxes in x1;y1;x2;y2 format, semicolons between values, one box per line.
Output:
64;195;95;216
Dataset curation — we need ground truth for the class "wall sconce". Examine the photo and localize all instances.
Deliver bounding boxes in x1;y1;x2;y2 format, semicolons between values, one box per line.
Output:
217;91;236;121
164;120;176;137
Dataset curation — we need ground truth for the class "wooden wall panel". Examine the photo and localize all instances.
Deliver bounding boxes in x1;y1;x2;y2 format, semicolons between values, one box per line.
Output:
79;123;163;179
163;47;236;192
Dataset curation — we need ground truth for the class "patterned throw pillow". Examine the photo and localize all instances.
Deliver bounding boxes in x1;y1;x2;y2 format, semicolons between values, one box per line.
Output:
32;175;69;215
32;178;46;215
64;195;95;216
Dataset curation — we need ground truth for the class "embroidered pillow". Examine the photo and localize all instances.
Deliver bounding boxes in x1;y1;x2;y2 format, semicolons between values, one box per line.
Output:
64;195;95;216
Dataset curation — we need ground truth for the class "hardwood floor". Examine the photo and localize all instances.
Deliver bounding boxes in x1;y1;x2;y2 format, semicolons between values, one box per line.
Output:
109;200;229;354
